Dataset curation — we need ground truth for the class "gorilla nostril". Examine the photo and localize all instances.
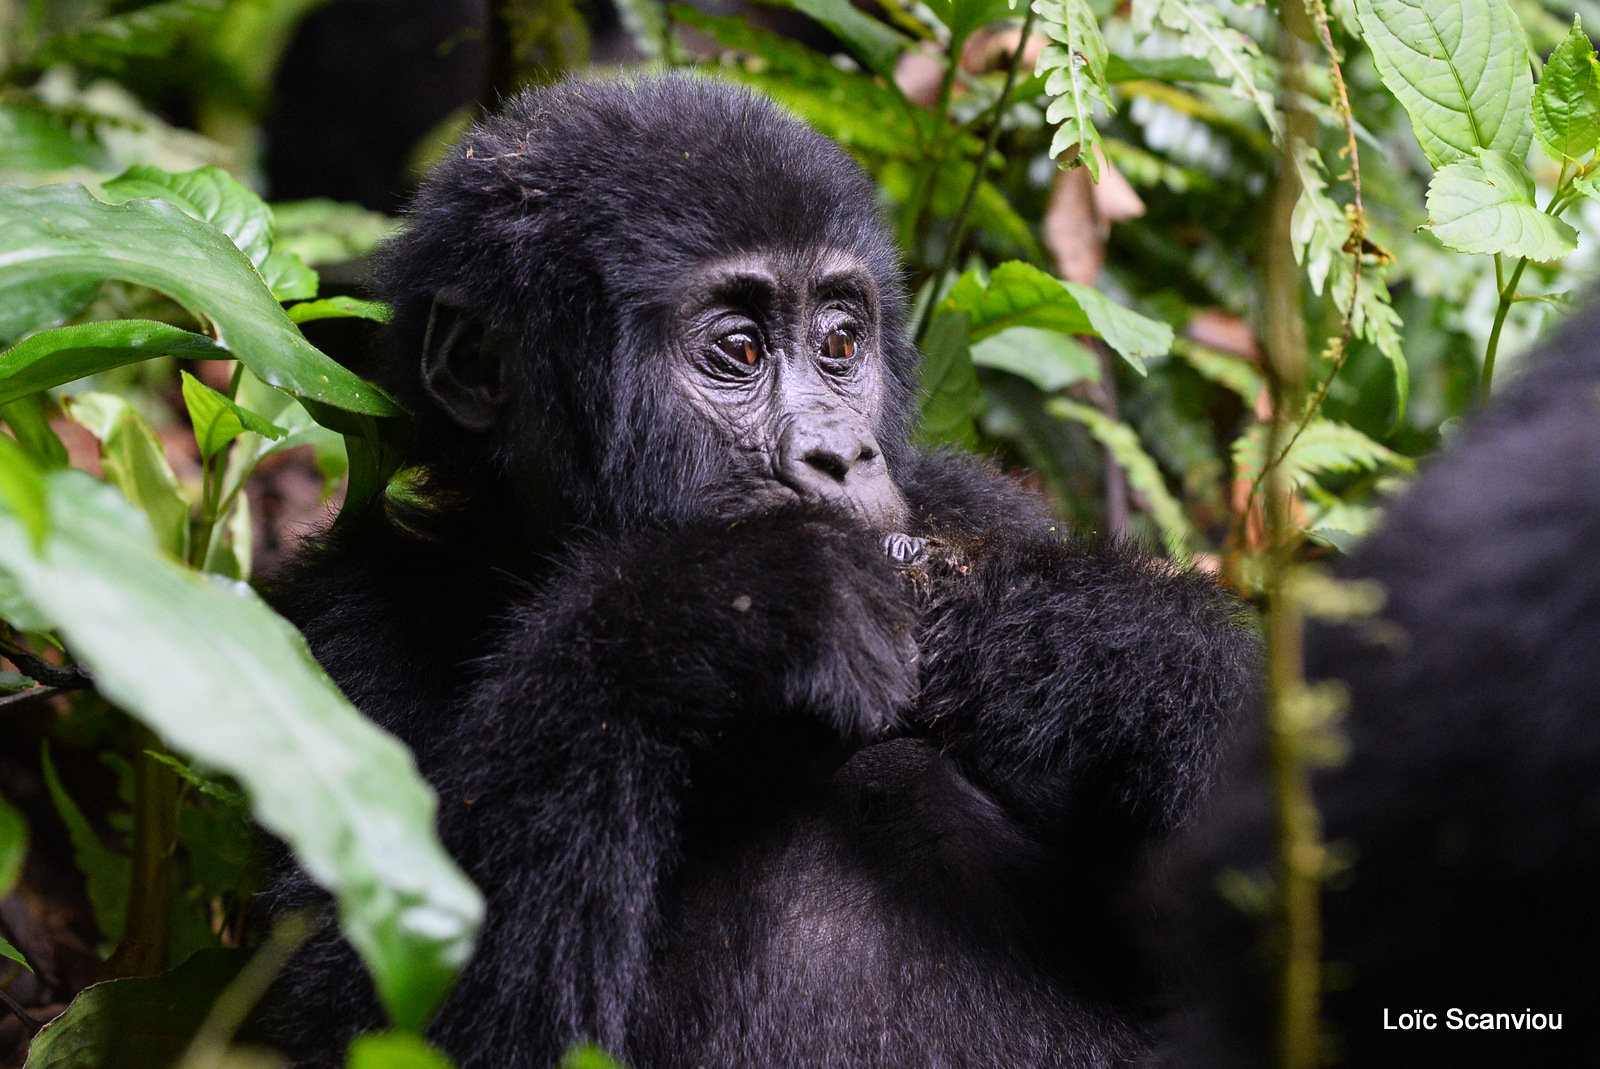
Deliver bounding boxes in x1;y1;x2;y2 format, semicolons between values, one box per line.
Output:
803;449;852;482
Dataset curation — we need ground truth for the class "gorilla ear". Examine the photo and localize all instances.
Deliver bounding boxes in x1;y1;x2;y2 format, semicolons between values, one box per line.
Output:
421;287;512;433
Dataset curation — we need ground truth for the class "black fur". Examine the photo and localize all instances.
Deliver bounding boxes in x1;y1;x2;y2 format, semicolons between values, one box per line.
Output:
1148;308;1600;1067
260;75;1255;1068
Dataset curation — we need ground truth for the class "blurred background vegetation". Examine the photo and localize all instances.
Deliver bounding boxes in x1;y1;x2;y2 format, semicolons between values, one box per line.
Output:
0;0;1595;1063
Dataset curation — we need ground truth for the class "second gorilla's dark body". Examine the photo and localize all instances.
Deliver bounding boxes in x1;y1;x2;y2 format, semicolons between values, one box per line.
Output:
262;77;1254;1068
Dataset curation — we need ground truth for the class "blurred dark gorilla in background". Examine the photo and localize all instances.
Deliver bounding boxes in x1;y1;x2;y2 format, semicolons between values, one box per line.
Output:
1148;304;1600;1067
258;76;1256;1069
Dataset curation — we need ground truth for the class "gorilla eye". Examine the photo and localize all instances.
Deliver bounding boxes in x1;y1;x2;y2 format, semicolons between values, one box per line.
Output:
715;333;760;367
823;328;856;362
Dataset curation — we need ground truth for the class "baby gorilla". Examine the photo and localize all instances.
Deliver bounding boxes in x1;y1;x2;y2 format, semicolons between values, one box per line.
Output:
260;75;1255;1068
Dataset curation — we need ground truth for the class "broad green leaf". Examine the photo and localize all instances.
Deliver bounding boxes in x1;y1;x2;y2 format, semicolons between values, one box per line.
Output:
287;297;393;325
347;1033;457;1069
1048;398;1191;559
1532;18;1600;162
65;393;190;559
0;273;100;346
41;742;129;944
0;470;482;1027
181;371;285;461
1131;0;1278;136
1233;418;1409;489
1575;172;1600;202
101;166;274;266
100;166;320;303
916;308;981;448
1426;149;1578;260
0;320;228;407
1355;0;1534;166
0;434;48;544
0;938;26;971
0;184;402;421
0;793;26;895
754;0;910;76
29;0;227;73
1035;0;1111;177
22;948;249;1069
260;249;319;302
944;261;1171;372
970;326;1099;391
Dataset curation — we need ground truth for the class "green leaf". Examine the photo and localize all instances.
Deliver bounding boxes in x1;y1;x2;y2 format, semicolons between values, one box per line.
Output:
287;297;394;325
1104;53;1225;84
22;948;249;1069
1173;340;1262;405
970;326;1099;391
101;166;274;266
753;0;910;76
0;274;100;347
1131;0;1278;136
30;0;227;73
559;1044;629;1069
924;0;1014;50
41;741;130;945
347;1032;458;1069
100;166;321;302
1532;17;1600;163
0;938;27;971
270;200;397;266
915;308;981;448
0;434;48;545
180;371;285;461
0;103;112;177
0;320;228;408
0;793;26;896
1426;148;1578;260
1;394;69;469
943;261;1171;372
1048;398;1192;559
1355;0;1534;166
65;393;190;559
0;470;483;1028
1232;418;1409;489
259;249;319;302
0;184;402;421
1035;0;1111;177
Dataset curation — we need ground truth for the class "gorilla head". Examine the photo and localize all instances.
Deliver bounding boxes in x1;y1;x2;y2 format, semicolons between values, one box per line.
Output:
375;75;916;533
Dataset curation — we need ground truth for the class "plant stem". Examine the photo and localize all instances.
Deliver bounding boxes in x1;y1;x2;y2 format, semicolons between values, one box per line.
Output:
1264;3;1324;1066
111;726;179;978
1482;256;1528;403
912;0;1039;345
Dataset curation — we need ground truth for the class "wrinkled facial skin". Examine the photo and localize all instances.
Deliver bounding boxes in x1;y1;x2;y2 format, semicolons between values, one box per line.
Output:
670;247;909;532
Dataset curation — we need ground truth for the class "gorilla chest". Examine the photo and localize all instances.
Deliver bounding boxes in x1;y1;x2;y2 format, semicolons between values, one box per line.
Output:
637;741;1144;1068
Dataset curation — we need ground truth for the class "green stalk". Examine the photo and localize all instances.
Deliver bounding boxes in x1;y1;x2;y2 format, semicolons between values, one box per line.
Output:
109;726;178;978
1263;3;1324;1066
1481;255;1528;403
912;0;1039;344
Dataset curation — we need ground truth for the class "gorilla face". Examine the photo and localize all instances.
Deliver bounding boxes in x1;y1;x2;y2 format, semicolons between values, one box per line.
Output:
383;76;920;537
670;246;906;531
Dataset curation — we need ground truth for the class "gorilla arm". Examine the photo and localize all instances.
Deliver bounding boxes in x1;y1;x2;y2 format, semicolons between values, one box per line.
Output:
409;512;918;1065
897;451;1257;847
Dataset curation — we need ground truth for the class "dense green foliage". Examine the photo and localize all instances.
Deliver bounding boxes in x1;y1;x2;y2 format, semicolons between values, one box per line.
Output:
1;0;1597;1064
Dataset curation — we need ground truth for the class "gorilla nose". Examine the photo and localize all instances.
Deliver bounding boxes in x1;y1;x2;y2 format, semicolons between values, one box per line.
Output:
778;414;906;528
